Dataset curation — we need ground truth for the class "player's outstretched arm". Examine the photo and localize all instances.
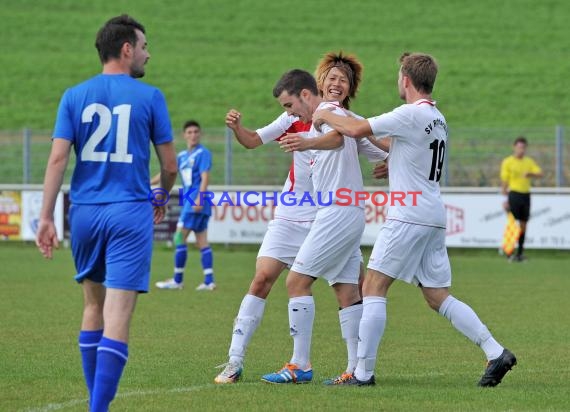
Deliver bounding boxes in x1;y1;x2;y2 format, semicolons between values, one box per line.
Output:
313;110;372;138
279;130;343;152
356;138;389;163
365;136;391;153
225;109;263;149
36;138;71;259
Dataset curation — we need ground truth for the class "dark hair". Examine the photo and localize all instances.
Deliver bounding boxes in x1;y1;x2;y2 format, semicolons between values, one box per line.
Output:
95;14;145;64
399;52;438;94
513;136;528;145
272;69;318;98
183;120;201;130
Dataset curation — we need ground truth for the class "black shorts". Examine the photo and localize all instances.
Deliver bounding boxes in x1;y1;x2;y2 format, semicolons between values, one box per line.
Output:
508;191;531;222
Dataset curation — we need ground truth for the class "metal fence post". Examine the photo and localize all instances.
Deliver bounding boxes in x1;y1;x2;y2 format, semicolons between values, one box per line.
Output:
23;128;31;184
224;126;233;185
555;125;564;187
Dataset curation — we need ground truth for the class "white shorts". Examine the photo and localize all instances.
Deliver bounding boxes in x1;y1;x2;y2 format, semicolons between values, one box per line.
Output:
257;218;313;267
292;206;364;285
367;220;451;288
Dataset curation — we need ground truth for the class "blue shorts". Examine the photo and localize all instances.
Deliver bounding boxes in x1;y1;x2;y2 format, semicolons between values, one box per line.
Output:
178;205;210;232
69;201;154;292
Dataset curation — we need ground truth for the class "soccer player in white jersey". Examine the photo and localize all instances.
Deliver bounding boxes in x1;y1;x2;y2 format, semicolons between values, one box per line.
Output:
214;89;341;385
215;53;387;385
261;69;381;384
276;53;389;385
312;52;517;387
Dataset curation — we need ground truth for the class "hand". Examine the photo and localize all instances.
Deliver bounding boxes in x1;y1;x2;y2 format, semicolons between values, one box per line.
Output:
153;205;166;224
502;201;510;212
279;133;309;152
312;108;333;132
192;205;204;213
36;219;59;259
373;162;389;179
225;109;241;130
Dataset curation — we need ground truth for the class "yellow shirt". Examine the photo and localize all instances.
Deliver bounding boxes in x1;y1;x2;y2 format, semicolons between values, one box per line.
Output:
500;155;541;193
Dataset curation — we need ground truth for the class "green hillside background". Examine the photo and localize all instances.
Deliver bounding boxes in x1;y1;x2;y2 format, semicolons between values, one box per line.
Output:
1;0;569;129
0;0;568;186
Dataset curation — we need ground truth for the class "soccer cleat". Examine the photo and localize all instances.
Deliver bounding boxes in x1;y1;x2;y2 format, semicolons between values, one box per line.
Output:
478;349;517;387
323;372;356;385
324;372;376;386
324;372;375;386
196;282;216;291
261;363;313;384
214;362;243;384
155;278;183;290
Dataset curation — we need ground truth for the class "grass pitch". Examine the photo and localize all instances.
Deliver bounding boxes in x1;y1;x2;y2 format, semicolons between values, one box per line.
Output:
1;243;568;411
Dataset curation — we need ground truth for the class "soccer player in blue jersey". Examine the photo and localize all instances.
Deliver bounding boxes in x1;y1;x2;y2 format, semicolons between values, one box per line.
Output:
154;120;216;291
35;15;178;412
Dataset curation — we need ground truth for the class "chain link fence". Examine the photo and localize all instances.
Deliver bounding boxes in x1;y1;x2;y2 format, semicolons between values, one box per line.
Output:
0;126;566;187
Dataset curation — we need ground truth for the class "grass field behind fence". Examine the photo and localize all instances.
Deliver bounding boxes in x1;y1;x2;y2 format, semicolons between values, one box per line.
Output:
1;0;570;186
1;243;569;411
1;0;569;131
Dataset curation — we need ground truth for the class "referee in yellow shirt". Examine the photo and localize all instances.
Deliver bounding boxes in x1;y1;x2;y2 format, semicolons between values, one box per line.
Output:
500;136;543;261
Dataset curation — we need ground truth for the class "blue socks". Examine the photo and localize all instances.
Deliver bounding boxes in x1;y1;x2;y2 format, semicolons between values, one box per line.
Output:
78;329;103;399
90;336;129;412
174;244;187;283
201;246;214;284
173;244;214;284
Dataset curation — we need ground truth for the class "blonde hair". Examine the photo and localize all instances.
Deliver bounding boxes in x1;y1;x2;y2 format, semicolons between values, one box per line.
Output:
315;51;363;109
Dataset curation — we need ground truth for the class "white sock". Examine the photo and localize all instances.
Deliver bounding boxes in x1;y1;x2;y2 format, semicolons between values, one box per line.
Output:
339;304;363;373
288;296;315;370
355;296;387;381
228;294;266;365
439;295;504;360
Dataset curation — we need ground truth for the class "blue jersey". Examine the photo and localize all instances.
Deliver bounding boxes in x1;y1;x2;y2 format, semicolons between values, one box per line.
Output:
53;74;173;204
178;144;212;216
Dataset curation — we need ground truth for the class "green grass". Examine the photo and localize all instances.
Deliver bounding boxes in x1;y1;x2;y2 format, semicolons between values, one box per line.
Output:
1;243;568;411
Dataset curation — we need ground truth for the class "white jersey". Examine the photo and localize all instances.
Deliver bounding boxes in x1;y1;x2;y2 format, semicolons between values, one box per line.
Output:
344;108;389;162
308;102;366;208
256;112;315;222
356;137;389;162
368;99;448;228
